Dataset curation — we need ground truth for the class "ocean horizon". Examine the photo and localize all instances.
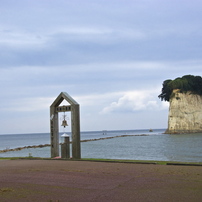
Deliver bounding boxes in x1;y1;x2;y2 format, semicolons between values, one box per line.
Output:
0;128;202;163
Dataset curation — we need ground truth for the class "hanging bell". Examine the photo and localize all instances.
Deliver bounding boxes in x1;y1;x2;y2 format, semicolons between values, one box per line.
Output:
61;119;68;127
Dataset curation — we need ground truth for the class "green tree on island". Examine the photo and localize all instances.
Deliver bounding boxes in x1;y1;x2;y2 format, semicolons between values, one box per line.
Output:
158;75;202;102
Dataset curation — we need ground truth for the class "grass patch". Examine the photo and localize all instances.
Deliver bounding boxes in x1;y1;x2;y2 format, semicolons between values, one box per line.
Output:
79;158;202;166
0;188;13;194
0;157;202;166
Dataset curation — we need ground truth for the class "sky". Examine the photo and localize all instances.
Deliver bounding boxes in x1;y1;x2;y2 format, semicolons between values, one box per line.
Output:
0;0;202;134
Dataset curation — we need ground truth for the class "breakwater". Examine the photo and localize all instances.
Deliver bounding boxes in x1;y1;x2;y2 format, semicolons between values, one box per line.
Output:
0;134;149;153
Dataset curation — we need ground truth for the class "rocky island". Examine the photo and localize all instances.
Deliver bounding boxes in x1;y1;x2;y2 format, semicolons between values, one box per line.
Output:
159;75;202;134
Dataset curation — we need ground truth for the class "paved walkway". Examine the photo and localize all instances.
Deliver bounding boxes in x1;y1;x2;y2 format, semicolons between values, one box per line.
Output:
0;160;202;201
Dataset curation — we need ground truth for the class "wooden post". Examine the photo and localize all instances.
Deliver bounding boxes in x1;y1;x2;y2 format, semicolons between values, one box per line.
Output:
71;104;81;159
50;108;59;158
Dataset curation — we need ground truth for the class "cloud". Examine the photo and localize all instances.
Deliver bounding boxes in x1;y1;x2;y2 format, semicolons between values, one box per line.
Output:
0;96;54;112
101;90;169;114
0;28;49;49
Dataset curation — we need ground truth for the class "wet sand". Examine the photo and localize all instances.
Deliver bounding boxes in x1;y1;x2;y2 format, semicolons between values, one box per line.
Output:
0;159;202;201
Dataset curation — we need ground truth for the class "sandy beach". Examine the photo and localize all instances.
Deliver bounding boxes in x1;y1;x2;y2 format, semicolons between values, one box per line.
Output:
0;159;201;202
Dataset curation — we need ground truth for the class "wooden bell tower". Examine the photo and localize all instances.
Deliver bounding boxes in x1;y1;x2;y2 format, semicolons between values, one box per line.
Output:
50;92;81;159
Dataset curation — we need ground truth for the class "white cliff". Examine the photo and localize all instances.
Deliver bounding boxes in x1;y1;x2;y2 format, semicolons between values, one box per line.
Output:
166;89;202;133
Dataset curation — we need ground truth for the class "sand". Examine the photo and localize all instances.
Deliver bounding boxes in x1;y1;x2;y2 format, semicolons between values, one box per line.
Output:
0;159;201;202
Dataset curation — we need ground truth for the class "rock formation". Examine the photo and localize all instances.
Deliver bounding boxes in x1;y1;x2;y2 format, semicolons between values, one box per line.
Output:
165;89;202;133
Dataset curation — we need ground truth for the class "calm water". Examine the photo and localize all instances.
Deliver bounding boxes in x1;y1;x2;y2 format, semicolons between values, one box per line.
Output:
0;129;202;162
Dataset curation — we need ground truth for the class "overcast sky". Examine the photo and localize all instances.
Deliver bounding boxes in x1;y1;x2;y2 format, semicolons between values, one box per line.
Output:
1;0;202;134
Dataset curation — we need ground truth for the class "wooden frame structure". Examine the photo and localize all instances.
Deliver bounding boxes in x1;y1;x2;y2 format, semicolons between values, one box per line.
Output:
50;92;81;159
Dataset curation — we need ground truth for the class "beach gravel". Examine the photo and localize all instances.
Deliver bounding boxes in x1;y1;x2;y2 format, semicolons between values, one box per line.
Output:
0;159;202;201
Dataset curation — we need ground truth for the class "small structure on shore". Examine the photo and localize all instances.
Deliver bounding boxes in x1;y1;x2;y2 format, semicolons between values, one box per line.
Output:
50;92;81;159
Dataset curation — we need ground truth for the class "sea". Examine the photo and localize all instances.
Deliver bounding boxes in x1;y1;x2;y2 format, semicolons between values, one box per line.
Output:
0;129;202;163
